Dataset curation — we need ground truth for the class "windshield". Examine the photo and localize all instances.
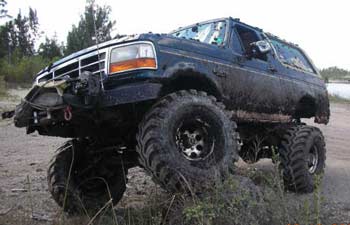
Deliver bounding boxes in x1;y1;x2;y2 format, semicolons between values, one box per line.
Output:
171;21;227;46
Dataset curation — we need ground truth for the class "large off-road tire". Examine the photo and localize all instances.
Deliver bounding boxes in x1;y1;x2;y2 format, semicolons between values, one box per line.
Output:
279;125;326;193
47;139;128;215
136;90;240;193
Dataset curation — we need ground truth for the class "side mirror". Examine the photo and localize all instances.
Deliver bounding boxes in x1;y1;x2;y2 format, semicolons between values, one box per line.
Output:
251;40;271;54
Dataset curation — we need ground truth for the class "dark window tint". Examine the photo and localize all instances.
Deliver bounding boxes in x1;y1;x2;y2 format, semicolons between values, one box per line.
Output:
171;21;226;46
270;38;315;73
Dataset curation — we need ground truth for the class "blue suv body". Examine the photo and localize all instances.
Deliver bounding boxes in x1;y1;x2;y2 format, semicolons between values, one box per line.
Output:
13;17;329;136
5;17;330;213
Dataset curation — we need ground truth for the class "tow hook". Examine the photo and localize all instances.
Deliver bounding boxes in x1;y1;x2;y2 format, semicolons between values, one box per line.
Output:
64;106;72;121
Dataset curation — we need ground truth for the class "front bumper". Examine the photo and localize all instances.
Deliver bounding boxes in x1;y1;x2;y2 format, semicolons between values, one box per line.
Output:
101;82;162;107
12;81;162;129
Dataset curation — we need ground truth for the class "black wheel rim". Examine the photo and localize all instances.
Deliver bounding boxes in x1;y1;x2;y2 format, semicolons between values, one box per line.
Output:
175;118;215;161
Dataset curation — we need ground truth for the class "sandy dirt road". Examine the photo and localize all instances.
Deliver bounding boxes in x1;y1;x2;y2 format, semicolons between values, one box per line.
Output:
0;92;349;224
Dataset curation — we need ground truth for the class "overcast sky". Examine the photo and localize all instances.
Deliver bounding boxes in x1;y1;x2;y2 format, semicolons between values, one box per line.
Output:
3;0;350;70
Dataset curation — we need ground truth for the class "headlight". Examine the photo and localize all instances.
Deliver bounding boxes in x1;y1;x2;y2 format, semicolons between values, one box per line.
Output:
109;42;157;74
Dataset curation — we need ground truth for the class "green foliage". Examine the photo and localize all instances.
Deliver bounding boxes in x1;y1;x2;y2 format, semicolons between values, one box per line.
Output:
0;25;8;58
0;75;6;97
14;8;40;57
0;7;40;60
0;1;116;85
184;201;216;223
65;0;115;55
0;7;57;84
320;66;350;81
0;54;48;83
38;36;63;60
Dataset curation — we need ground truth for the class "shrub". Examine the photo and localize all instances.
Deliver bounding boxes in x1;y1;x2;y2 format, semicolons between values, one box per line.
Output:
0;54;48;84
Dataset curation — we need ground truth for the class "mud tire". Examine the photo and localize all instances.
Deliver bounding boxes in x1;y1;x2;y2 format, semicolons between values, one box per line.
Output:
279;125;326;193
47;139;127;215
136;90;240;193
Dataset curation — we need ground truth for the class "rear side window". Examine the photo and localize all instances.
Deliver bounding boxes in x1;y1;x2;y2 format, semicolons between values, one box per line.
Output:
171;21;227;46
270;38;315;73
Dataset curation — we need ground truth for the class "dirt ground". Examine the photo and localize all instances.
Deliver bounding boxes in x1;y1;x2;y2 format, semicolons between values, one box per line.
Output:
0;90;349;224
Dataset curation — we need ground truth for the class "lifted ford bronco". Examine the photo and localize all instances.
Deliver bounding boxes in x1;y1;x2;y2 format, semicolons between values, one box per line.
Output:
4;17;329;214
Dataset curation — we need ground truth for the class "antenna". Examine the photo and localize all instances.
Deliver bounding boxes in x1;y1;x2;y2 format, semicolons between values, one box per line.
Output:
91;0;105;92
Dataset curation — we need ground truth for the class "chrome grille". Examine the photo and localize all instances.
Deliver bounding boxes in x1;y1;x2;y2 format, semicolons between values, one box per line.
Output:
37;52;107;83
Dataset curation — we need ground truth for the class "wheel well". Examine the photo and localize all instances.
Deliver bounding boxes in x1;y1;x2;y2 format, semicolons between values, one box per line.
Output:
160;73;222;99
294;96;317;118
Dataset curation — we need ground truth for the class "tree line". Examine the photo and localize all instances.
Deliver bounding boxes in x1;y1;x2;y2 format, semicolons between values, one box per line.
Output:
0;0;115;84
319;67;350;83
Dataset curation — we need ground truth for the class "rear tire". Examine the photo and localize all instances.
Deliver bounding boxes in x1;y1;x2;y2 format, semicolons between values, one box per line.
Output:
279;125;326;193
47;139;128;215
136;90;240;192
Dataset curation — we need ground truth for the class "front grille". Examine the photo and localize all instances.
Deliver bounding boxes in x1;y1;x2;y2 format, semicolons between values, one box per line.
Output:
38;72;53;83
37;52;106;83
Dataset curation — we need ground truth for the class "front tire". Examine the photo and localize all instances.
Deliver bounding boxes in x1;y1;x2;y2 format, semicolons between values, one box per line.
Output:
47;139;128;215
279;125;326;193
136;90;240;192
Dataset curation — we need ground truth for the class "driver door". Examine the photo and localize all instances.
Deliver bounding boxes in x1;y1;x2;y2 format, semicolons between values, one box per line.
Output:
223;23;283;115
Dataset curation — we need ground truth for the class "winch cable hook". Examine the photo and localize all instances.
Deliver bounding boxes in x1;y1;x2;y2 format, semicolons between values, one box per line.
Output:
64;106;72;121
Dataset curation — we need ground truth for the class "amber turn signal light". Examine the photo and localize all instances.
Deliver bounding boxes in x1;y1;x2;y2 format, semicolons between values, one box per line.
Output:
109;58;156;74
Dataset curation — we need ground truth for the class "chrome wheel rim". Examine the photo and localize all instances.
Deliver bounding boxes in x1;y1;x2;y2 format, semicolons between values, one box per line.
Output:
175;118;214;161
308;145;319;174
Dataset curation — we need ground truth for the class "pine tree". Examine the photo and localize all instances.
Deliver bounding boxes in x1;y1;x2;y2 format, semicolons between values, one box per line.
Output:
14;8;40;56
38;36;63;60
65;0;115;55
0;0;11;19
